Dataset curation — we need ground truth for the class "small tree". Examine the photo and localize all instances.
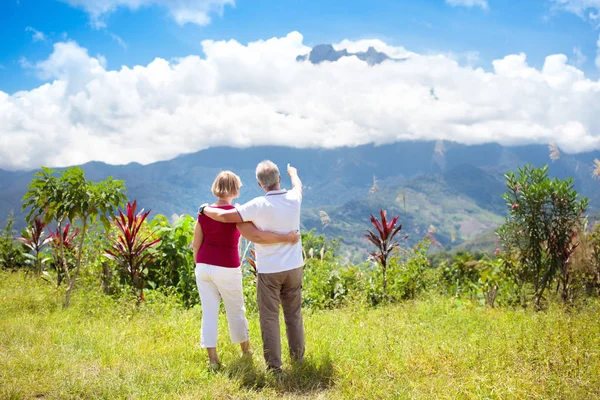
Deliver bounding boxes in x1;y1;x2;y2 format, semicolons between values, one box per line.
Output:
17;217;52;275
22;167;126;307
364;209;408;299
105;201;160;303
497;165;587;308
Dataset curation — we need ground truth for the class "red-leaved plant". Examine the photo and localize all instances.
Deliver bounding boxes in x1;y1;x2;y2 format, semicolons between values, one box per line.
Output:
17;217;52;275
104;201;160;303
47;223;80;287
48;223;79;250
364;209;408;299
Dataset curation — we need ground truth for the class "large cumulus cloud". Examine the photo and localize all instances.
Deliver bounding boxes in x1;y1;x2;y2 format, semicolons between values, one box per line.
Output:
1;31;600;171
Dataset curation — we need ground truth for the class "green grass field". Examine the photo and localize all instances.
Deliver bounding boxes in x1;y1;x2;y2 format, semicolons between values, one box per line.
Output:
1;272;599;399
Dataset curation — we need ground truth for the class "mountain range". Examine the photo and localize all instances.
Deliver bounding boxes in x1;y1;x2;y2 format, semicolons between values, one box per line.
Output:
1;141;598;259
296;44;396;65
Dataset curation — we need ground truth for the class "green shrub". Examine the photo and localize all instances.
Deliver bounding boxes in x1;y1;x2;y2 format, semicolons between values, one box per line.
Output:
387;239;431;301
439;252;481;297
303;258;365;309
0;213;26;270
496;164;587;307
148;214;198;307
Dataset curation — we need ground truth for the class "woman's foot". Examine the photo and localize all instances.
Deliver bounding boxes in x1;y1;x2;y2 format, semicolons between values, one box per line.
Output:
240;340;252;357
207;347;220;371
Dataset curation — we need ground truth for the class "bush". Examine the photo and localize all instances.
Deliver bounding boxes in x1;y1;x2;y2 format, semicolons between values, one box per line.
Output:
439;252;481;297
435;252;520;307
0;213;27;270
386;239;431;301
303;258;366;309
148;214;198;308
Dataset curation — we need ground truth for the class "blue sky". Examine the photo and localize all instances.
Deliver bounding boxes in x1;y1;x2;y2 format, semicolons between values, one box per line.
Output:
1;0;598;94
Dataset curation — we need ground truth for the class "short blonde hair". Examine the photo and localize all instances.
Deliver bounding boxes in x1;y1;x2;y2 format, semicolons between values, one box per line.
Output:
211;171;242;198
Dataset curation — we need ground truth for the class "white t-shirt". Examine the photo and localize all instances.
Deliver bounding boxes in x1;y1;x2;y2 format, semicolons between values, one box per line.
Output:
236;188;304;274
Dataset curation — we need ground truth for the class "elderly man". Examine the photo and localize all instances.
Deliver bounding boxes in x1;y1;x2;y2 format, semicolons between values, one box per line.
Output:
199;161;304;372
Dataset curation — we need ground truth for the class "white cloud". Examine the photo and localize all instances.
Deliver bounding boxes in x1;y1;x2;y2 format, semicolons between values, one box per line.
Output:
551;0;600;24
25;26;46;42
58;0;234;29
18;57;33;69
445;0;488;10
551;0;600;16
2;31;600;171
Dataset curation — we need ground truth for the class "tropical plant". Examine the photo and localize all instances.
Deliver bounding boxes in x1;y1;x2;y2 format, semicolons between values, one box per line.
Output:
364;209;408;299
496;165;587;308
17;217;52;275
105;201;161;303
22;167;126;307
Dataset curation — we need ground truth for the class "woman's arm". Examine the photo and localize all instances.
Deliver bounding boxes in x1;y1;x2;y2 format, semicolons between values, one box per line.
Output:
192;221;204;262
236;222;300;245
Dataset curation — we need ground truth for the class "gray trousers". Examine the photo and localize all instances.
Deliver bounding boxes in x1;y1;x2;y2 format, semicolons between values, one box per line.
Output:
257;266;305;369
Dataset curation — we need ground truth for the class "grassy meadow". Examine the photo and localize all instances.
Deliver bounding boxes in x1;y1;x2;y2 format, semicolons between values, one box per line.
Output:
1;272;599;399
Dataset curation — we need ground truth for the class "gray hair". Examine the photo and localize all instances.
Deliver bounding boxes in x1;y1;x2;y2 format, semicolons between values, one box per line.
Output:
256;160;280;190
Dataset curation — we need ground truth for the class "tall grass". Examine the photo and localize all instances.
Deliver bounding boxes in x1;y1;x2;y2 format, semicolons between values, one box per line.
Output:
1;271;599;399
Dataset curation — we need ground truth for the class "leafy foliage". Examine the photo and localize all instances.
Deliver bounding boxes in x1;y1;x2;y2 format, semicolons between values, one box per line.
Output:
0;213;26;270
435;252;519;307
148;214;197;307
105;201;161;303
496;165;587;307
386;240;430;300
440;252;481;297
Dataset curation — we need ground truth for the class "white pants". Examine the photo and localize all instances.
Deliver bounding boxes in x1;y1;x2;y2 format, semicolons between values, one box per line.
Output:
195;263;250;348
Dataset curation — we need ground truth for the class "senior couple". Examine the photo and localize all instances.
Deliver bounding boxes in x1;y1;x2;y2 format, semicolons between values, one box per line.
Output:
193;160;304;372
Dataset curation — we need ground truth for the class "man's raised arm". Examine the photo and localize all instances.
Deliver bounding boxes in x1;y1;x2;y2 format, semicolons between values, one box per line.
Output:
200;205;243;223
287;164;303;195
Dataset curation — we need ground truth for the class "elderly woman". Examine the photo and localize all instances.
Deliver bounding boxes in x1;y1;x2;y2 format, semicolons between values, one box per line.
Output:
193;171;299;369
